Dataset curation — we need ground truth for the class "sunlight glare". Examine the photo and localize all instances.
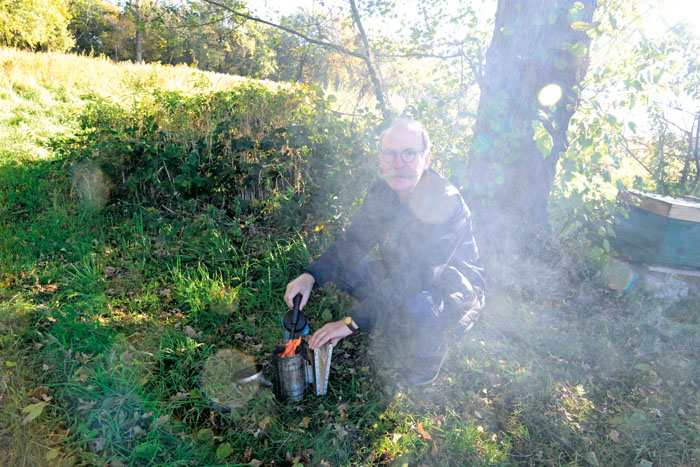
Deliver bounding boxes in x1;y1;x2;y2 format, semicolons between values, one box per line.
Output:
538;84;562;107
660;0;700;34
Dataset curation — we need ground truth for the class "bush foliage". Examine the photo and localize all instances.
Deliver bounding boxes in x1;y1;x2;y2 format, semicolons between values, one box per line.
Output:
60;82;378;233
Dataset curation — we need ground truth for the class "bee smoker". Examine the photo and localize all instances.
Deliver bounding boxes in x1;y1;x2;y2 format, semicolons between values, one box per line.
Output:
271;294;333;402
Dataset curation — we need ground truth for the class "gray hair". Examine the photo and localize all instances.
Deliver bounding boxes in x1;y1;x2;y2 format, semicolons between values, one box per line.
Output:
379;119;431;154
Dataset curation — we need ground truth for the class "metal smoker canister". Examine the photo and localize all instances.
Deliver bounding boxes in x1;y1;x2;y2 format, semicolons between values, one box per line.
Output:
272;347;306;402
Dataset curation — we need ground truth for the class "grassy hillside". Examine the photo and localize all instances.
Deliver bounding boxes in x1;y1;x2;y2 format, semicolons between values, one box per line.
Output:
1;48;700;466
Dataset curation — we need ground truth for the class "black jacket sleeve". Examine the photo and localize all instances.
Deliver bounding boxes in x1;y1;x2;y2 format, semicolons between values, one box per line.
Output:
303;181;388;287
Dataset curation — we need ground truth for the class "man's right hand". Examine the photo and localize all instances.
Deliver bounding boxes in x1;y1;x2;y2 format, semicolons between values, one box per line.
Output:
284;273;315;310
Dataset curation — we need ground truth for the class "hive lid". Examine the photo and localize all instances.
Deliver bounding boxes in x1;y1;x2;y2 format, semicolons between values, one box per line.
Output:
620;190;700;223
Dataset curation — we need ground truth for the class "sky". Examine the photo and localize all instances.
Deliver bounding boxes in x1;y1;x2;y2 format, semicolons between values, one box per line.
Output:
250;0;496;35
251;0;700;35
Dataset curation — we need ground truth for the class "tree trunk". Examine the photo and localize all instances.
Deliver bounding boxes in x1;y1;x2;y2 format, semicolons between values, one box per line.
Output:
466;0;596;257
135;0;143;64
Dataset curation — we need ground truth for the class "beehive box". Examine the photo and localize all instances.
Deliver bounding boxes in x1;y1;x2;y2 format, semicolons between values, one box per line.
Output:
612;190;700;268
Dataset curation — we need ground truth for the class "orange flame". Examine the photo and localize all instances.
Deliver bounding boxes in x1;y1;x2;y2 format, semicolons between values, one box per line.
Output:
278;337;302;357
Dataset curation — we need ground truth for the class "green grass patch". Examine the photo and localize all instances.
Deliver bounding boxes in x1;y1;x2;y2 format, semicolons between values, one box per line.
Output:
2;49;700;466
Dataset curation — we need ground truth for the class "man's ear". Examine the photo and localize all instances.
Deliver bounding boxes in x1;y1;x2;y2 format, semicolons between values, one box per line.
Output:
422;151;431;172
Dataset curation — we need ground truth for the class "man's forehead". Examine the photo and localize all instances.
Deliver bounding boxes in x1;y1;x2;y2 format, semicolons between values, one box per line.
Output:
381;125;423;147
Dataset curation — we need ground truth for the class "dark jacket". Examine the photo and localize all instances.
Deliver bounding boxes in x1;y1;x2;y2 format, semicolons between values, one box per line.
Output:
304;168;485;331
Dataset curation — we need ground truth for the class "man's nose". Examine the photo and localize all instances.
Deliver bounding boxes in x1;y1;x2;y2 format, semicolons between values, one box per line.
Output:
392;154;406;168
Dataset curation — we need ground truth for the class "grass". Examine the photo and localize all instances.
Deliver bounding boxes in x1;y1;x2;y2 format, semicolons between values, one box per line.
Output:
2;47;700;466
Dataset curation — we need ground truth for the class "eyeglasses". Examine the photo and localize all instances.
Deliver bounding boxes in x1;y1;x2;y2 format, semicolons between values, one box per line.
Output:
379;149;424;163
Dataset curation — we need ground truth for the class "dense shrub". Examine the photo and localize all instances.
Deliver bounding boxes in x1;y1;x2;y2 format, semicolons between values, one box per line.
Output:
63;83;378;233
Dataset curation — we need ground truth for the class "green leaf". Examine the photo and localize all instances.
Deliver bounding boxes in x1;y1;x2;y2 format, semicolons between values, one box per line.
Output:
21;402;48;424
216;442;234;460
133;441;158;459
569;42;587;58
45;450;60;461
197;428;214;443
321;309;333;322
583;451;600;466
561;158;577;173
570;21;591;31
634;363;653;373
535;129;552;156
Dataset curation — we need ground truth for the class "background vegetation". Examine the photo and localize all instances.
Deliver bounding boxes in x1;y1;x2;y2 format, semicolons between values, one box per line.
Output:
2;0;700;465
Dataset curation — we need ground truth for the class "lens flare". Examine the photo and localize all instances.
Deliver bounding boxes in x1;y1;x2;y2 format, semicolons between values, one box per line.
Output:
538;84;563;107
71;159;114;209
200;349;259;410
601;259;636;291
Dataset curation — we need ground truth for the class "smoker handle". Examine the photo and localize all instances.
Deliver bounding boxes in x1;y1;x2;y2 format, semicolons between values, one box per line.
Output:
290;293;302;340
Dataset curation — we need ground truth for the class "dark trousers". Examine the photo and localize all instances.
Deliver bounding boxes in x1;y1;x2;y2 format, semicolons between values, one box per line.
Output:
336;260;446;357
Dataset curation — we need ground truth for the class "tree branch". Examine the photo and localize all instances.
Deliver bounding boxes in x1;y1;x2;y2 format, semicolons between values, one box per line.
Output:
349;0;392;121
378;51;463;59
201;0;365;59
620;134;655;176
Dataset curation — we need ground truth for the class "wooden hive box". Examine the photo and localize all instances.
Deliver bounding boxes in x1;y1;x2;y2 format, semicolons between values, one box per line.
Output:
612;190;700;268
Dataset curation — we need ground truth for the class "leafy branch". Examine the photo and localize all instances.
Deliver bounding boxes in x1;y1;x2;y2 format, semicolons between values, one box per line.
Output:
201;0;392;120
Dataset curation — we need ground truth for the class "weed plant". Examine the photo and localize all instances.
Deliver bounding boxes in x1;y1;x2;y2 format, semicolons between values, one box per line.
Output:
1;48;700;466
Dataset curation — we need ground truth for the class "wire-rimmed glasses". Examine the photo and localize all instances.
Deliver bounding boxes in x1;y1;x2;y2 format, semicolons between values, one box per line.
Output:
379;149;424;163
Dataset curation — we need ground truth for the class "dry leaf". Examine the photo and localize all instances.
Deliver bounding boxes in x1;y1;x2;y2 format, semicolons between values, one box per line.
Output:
415;422;432;440
249;460;262;467
155;414;169;428
183;326;201;339
299;417;311;429
333;423;348;438
415;422;438;456
608;429;620;443
171;392;189;400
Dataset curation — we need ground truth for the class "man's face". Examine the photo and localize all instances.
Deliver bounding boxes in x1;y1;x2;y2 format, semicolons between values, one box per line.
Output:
379;125;430;198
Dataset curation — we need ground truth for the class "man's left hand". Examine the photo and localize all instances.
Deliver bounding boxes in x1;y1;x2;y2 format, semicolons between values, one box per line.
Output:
308;319;353;349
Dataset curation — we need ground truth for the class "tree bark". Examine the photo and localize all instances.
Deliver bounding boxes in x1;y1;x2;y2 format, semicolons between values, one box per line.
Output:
466;0;596;258
135;0;143;64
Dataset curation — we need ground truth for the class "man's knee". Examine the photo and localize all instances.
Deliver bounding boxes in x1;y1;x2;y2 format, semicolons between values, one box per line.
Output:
404;288;444;323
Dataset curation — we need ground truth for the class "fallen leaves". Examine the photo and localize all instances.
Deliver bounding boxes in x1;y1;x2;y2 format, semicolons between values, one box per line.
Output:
183;325;201;339
415;422;439;456
298;417;311;429
333;423;348;438
258;416;271;430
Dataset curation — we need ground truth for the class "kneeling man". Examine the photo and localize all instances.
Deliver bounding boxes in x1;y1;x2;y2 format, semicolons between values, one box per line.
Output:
284;119;485;386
